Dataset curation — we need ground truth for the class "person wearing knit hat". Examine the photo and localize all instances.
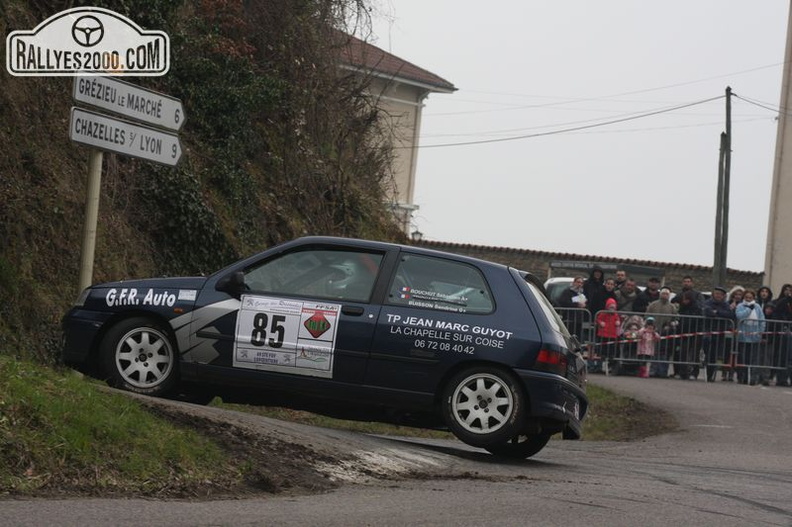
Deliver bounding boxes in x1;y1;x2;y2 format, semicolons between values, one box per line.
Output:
595;297;622;367
646;287;678;378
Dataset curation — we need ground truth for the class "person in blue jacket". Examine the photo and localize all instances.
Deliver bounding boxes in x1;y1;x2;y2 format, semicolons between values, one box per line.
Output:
735;289;767;385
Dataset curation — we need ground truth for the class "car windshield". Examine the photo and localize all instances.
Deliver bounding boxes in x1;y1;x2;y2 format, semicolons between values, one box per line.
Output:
243;248;383;302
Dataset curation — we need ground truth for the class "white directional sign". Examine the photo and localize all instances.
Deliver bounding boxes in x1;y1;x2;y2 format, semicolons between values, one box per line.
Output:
69;107;182;166
72;76;185;131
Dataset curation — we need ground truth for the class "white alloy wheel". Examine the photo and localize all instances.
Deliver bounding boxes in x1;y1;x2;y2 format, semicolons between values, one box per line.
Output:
101;318;178;396
450;372;516;435
114;326;174;389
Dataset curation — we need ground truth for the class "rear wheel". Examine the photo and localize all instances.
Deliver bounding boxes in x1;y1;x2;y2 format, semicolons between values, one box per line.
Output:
485;433;552;459
166;385;216;405
101;317;178;397
442;366;525;447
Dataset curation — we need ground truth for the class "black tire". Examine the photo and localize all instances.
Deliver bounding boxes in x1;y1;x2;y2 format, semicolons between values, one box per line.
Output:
166;384;216;405
442;366;525;448
485;433;552;459
101;317;178;397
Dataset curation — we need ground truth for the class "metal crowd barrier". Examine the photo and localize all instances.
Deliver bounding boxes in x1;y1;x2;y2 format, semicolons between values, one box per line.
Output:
554;307;792;385
554;307;594;348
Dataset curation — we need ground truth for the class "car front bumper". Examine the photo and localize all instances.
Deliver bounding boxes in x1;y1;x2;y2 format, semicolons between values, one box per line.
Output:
61;308;113;365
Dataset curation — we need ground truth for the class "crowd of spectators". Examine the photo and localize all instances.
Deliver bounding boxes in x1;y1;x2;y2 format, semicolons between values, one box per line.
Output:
555;267;792;387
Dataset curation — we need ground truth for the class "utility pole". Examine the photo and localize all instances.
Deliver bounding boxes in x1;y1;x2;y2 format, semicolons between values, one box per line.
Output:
713;87;732;287
714;132;725;287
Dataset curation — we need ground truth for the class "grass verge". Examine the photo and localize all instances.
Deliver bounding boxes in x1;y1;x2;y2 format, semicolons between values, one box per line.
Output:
0;356;240;497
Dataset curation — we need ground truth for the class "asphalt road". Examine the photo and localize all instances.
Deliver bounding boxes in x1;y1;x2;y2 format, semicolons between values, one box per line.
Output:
4;376;791;527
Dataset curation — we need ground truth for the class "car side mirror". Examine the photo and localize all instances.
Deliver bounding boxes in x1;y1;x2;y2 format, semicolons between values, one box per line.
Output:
216;271;247;297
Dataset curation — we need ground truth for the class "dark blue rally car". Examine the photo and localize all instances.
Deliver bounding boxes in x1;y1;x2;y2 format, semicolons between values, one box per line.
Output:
62;236;587;458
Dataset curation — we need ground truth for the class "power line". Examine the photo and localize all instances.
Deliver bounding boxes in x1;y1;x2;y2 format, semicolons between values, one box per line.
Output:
409;95;725;149
430;99;722;117
465;62;785;100
560;116;771;136
732;92;792;116
422;111;767;139
529;116;770;137
429;62;786;117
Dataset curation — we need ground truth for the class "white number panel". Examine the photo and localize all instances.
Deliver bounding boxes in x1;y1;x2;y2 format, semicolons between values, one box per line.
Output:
233;295;341;378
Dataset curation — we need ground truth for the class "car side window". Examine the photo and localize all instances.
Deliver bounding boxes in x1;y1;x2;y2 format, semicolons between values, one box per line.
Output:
243;248;383;302
387;254;494;314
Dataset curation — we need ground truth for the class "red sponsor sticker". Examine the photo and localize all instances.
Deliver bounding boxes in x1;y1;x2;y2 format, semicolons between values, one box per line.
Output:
304;313;331;338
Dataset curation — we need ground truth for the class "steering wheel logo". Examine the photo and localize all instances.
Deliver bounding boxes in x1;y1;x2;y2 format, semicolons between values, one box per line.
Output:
71;15;104;47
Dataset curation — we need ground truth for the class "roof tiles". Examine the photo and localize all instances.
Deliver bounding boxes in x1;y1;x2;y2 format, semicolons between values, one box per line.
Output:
338;34;456;93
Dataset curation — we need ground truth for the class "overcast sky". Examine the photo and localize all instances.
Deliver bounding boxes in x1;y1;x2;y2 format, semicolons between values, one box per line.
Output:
370;1;789;273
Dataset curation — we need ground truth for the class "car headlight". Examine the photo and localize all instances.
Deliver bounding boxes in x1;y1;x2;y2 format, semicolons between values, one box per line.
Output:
74;288;91;307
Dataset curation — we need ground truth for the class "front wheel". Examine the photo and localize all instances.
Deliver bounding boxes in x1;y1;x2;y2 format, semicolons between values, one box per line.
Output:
101;317;178;397
442;366;525;448
485;433;552;459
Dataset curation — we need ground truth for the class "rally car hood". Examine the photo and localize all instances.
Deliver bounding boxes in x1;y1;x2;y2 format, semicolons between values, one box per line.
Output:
96;276;208;290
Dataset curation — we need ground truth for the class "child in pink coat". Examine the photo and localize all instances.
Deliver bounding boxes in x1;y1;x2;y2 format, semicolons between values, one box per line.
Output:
636;317;661;378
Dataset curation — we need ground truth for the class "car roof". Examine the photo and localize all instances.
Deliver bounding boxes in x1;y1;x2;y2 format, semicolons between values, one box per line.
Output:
286;236;513;272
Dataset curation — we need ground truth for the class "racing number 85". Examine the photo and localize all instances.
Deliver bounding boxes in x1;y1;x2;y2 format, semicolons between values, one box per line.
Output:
250;313;286;348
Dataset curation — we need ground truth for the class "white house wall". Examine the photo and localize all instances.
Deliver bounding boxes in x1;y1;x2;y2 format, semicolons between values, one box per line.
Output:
765;4;792;292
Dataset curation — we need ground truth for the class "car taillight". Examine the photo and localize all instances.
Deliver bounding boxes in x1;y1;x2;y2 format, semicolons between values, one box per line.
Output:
535;349;569;376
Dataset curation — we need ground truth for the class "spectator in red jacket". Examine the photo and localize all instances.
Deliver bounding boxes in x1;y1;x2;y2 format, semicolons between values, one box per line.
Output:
596;298;622;362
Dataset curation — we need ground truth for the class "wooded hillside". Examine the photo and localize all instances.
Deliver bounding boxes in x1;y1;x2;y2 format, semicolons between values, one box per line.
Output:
0;0;403;362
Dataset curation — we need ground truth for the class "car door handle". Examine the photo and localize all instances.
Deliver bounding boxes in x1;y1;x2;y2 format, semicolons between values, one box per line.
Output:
342;306;365;316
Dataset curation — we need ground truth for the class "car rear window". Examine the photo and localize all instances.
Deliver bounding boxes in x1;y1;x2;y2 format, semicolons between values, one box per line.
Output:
386;254;494;314
514;270;567;335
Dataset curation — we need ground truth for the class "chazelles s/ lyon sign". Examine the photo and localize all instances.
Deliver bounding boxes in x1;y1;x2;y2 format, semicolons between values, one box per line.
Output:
69;107;182;166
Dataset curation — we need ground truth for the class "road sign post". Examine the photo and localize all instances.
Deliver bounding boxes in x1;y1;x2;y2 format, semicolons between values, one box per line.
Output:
70;77;185;291
78;150;103;291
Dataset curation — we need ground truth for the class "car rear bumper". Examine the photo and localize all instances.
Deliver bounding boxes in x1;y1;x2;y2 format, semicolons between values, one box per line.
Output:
514;369;588;439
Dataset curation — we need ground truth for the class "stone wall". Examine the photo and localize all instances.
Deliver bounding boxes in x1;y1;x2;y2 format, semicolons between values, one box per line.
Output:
416;241;765;293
